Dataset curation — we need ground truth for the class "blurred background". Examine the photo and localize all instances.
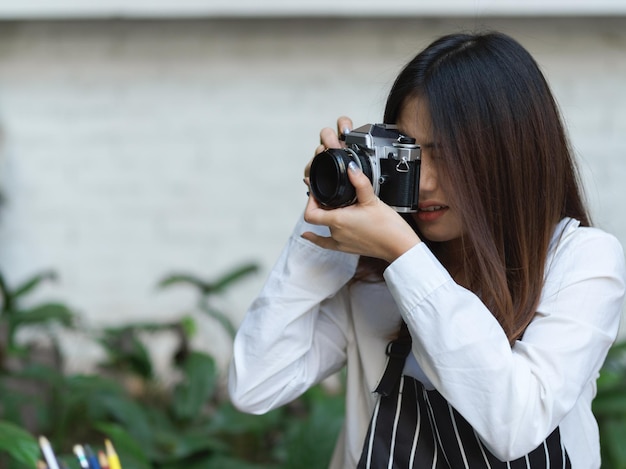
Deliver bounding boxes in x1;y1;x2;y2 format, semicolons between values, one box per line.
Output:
0;2;625;466
0;0;626;469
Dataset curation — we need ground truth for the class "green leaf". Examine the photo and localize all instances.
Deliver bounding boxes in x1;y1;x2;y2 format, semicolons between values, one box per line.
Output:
97;394;154;447
158;274;213;293
103;321;182;335
180;316;197;338
600;418;626;468
173;352;218;421
198;306;237;340
99;330;153;379
65;373;125;390
11;303;74;328
157;263;259;296
13;271;57;300
199;455;277;469
278;387;345;469
593;390;626;416
147;424;229;464
0;272;11;313
12;362;65;382
210;263;259;293
207;402;283;435
596;368;626;392
0;421;39;468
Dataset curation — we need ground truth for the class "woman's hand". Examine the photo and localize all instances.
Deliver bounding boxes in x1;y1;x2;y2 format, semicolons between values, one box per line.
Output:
302;159;421;263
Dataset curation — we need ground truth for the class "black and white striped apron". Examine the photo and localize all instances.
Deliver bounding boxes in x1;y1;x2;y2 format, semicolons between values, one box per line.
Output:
357;333;572;468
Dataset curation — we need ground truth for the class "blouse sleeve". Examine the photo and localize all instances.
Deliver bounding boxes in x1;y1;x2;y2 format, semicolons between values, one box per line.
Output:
383;223;626;460
228;215;359;414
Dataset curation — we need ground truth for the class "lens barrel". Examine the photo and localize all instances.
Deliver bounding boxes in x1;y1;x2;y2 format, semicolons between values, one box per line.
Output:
309;148;371;208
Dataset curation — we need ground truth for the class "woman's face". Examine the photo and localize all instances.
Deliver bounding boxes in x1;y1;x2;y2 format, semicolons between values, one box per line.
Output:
397;97;464;245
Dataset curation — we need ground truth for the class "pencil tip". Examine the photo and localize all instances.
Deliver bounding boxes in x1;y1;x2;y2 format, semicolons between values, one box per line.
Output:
105;439;115;453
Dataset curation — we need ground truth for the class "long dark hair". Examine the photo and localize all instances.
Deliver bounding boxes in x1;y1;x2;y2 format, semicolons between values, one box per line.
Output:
359;32;590;343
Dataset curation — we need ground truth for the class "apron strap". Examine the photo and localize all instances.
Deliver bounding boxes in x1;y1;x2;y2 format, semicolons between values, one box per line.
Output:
375;322;412;397
359;322;573;468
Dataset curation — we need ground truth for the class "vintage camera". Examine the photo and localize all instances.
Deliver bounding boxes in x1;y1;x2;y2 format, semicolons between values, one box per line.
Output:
309;124;421;212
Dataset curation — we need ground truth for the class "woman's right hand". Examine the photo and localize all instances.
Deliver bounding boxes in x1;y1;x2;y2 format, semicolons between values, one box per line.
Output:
304;116;354;181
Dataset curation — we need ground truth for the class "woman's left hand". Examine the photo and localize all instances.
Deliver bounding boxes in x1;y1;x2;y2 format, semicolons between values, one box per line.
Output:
302;162;421;263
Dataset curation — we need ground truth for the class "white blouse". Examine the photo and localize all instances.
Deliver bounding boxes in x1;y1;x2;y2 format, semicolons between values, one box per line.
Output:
229;216;625;468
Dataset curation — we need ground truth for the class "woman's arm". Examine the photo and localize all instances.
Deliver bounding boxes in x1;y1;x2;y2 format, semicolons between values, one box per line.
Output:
228;216;359;414
383;223;626;460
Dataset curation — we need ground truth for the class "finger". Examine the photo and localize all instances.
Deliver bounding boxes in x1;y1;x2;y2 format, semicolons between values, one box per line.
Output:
320;127;341;149
301;231;338;251
304;157;314;178
314;144;326;155
347;161;378;205
337;116;354;139
304;192;339;230
306;189;320;208
303;191;325;223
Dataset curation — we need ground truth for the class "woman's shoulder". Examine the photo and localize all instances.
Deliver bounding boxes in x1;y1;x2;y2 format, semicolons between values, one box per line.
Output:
548;217;625;272
552;217;622;246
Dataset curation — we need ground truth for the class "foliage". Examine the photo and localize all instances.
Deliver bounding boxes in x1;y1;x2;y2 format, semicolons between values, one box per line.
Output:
2;265;626;468
594;340;626;469
157;262;259;340
2;264;626;468
0;265;344;469
0;270;73;361
0;421;39;468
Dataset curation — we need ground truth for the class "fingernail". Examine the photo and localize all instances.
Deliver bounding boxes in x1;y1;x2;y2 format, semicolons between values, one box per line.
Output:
348;161;360;173
342;127;351;135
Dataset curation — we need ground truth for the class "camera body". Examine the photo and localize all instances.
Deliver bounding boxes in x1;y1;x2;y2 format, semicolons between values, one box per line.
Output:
309;123;421;213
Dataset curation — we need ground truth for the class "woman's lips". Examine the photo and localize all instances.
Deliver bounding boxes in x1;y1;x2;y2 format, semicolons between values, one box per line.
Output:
416;205;449;222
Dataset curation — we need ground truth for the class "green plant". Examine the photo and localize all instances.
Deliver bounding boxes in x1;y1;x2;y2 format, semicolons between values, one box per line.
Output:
157;262;259;340
0;421;39;468
0;264;345;469
0;270;74;364
4;264;626;469
594;340;626;469
0;270;78;468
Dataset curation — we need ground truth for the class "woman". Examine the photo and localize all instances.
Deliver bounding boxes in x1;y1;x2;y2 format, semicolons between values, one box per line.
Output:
229;31;626;468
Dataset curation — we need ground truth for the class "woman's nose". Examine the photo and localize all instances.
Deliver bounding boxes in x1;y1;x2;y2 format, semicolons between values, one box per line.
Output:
419;155;437;192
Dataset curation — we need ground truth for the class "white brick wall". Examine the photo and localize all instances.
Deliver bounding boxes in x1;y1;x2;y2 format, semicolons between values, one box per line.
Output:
0;17;625;372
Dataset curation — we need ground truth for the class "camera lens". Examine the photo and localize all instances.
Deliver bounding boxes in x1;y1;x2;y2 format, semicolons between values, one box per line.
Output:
309;148;371;208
